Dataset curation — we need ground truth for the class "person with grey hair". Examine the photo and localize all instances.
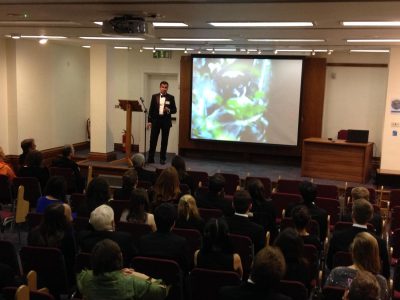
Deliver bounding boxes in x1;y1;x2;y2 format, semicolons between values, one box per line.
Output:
131;153;157;184
78;204;136;265
52;144;84;192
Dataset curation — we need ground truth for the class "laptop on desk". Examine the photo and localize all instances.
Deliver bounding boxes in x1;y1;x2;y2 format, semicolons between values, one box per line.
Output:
346;129;369;143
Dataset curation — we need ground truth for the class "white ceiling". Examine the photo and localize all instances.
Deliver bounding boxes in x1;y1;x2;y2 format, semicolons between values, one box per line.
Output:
1;1;400;54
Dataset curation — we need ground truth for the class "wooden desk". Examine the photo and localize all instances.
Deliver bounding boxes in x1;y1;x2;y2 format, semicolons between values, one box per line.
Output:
301;138;373;183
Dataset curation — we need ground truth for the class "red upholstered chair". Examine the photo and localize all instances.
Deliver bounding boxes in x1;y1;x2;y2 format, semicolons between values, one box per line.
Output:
26;212;43;230
228;233;253;281
187;170;209;188
315;197;341;226
279;280;308;300
316;184;339;200
189;268;241;300
13;177;42;209
108;199;129;221
198;208;223;222
276;179;302;195
217;173;240;196
271;192;302;221
245;176;272;198
0;240;22;278
171;227;201;270
49;167;78;194
337;130;348;140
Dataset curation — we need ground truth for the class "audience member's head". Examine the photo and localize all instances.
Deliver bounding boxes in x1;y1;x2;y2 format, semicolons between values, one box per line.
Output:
246;178;267;203
121;169;138;190
251;246;286;289
86;177;111;210
21;138;36;154
131;153;145;168
61;144;75;158
292;205;311;231
153;167;180;202
208;174;225;193
351;232;380;274
299;180;317;205
177;194;201;221
171;155;187;174
90;204;114;231
39;203;71;246
25;150;43;167
351;187;370;201
233;190;252;214
346;271;380;300
352;198;373;225
154;203;176;233
127;188;149;222
91;239;123;276
202;218;232;253
274;228;305;263
44;176;67;201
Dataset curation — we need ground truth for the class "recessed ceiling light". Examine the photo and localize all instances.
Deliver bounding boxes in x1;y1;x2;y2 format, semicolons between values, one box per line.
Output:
143;47;193;51
21;35;66;39
39;38;48;45
248;38;325;42
206;48;236;52
161;38;232;42
350;49;390;53
347;39;400;42
82;45;91;48
209;22;313;27
153;22;188;27
79;36;145;40
275;49;313;53
114;46;129;49
93;21;103;26
342;21;400;27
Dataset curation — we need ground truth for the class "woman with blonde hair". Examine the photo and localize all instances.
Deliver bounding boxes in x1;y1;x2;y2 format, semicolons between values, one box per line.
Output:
151;167;181;209
175;194;204;232
325;232;388;300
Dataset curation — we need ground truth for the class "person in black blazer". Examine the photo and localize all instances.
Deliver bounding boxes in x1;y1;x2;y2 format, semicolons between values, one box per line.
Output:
147;81;177;165
219;246;291;300
225;190;265;253
327;199;390;279
139;203;188;271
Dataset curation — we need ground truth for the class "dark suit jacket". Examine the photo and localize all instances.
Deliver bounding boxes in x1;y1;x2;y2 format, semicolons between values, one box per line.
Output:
225;214;265;253
139;231;187;271
219;282;292;300
77;230;137;266
197;192;234;217
135;167;157;185
327;226;390;278
52;155;84;192
148;93;177;127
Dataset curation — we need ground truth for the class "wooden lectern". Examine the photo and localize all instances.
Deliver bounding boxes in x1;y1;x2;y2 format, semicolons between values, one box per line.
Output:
118;100;142;165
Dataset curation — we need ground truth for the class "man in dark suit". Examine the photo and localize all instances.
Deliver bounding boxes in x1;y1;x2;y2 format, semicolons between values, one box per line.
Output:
147;81;177;165
225;190;265;253
77;204;136;266
327;198;390;279
219;246;291;300
139;203;187;271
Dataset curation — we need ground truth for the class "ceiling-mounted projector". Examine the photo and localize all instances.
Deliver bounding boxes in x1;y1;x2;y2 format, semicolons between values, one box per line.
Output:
102;16;148;34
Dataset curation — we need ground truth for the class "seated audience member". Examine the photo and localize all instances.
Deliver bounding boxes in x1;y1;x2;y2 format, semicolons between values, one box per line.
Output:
120;188;156;232
78;177;111;217
175;194;204;233
28;203;75;284
327;199;390;279
219;246;291;300
342;187;382;236
196;173;234;217
51;144;84;192
150;167;181;209
194;218;243;278
132;153;157;184
225;190;265;253
0;146;16;181
345;271;381;300
78;205;136;265
19;138;36;167
171;155;195;195
245;178;277;239
36;176;68;213
113;169;138;200
274;228;311;289
291;205;322;252
139;203;187;271
325;232;388;300
18;150;49;191
286;180;328;241
77;239;167;300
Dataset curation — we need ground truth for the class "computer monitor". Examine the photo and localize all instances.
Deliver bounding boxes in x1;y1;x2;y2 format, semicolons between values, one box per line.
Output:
347;129;369;143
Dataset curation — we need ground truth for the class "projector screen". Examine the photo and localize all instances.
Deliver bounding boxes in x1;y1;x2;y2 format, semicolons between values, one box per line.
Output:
190;56;303;146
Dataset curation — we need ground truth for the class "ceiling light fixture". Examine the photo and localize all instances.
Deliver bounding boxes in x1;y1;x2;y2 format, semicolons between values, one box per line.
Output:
21;35;66;39
139;48;143;53
347;39;400;42
79;36;145;40
143;47;193;51
114;46;129;49
161;38;232;42
350;49;390;53
93;21;103;26
82;45;91;48
248;38;325;42
153;22;188;27
342;21;400;27
209;21;313;27
39;38;48;45
152;47;156;53
184;48;188;53
206;48;236;52
11;34;21;39
275;49;313;53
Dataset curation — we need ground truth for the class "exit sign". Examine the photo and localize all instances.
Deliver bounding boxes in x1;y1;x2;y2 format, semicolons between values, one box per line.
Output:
153;50;172;59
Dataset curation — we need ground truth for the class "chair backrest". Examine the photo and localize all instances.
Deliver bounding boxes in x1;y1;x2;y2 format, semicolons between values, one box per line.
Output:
0;240;22;277
303;244;319;282
15;185;30;224
26;212;43;230
0;174;13;205
280;217;320;237
19;246;69;296
198;208;223;221
245;176;272;198
108;200;129;221
187;170;209;188
13;177;41;208
315;197;341;225
228;233;253;281
322;285;346;300
189;267;241;300
73;216;90;233
137;180;152;190
171;228;201;269
179;183;190;195
316;184;339;199
74;252;92;274
277;179;302;195
49;167;77;194
332;251;353;268
217;173;240;196
116;221;152;244
69;193;86;213
279;280;308;300
271;192;302;217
